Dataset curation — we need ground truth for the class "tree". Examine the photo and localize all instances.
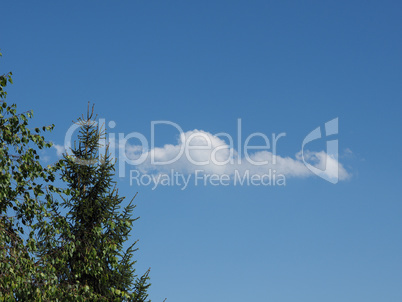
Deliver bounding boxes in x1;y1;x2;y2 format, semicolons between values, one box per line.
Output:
0;52;151;301
36;105;151;301
0;51;63;300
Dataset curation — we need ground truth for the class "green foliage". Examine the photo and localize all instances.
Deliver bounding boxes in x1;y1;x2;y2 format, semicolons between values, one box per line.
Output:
36;107;151;301
0;52;151;301
0;50;63;300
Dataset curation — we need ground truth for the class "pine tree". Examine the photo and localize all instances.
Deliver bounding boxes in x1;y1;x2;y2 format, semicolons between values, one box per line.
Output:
1;51;152;300
37;106;151;301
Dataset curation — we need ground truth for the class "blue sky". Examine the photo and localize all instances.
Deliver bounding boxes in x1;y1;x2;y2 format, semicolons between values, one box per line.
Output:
2;1;402;301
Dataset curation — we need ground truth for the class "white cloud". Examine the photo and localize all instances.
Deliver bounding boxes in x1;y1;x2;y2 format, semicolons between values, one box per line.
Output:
116;129;350;181
297;150;350;181
53;143;65;157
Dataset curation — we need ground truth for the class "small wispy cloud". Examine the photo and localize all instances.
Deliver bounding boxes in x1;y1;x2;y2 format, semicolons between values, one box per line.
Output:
53;143;65;157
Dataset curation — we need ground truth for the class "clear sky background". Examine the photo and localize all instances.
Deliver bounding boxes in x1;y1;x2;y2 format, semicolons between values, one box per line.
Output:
1;1;402;301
